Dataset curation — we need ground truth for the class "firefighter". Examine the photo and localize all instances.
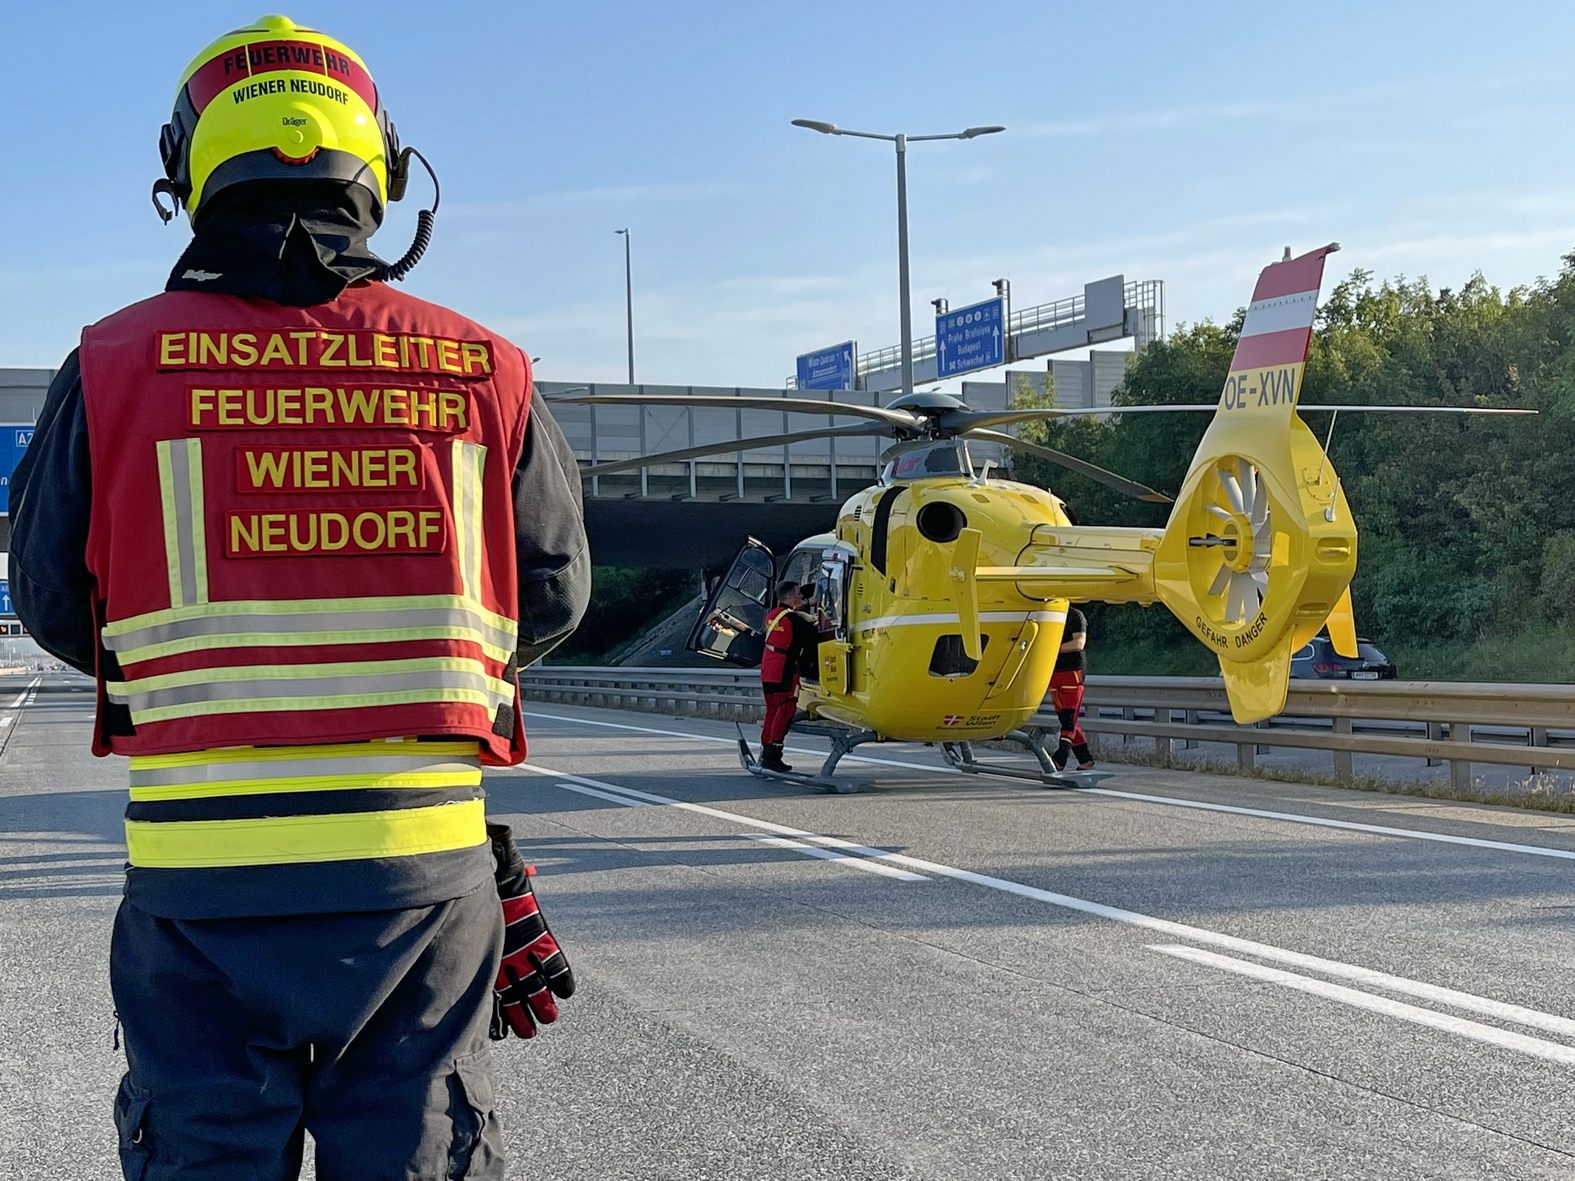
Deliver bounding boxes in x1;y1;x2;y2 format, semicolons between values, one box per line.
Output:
6;15;589;1179
759;580;819;772
1051;604;1096;772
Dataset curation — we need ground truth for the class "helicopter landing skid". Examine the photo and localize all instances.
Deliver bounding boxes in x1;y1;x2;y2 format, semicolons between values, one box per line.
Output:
735;723;877;793
940;729;1113;789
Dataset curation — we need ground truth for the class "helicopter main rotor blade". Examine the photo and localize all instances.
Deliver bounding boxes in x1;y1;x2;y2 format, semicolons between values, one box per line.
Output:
1298;405;1537;415
965;429;1174;504
940;405;1217;432
549;393;924;431
581;422;894;478
945;404;1536;433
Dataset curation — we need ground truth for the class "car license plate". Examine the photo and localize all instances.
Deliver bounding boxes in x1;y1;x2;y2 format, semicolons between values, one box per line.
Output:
1351;671;1380;680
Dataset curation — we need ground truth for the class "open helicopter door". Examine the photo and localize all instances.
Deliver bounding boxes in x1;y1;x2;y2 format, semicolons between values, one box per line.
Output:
812;547;856;695
686;538;775;667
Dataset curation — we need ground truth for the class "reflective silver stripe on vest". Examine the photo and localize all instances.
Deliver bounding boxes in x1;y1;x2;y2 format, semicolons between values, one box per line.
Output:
101;603;519;662
157;438;209;608
451;440;488;603
106;665;515;716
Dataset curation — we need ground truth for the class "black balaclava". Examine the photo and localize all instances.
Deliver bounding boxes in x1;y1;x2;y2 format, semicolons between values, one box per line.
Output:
165;179;390;307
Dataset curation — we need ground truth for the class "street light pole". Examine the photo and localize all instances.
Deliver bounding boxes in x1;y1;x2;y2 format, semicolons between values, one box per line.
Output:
792;119;1004;396
894;134;913;398
615;228;634;384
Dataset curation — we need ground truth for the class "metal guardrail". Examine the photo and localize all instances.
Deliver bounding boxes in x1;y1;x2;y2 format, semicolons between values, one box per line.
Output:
522;668;1575;787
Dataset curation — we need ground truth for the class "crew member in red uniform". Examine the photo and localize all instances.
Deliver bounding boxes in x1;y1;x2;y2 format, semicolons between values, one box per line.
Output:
6;15;589;1179
1051;605;1096;772
759;580;820;772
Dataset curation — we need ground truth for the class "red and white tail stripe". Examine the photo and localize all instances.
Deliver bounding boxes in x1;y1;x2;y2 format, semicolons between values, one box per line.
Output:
1228;244;1339;373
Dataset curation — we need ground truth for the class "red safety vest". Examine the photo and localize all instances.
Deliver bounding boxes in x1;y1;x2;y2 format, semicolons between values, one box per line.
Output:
761;607;795;685
79;283;531;765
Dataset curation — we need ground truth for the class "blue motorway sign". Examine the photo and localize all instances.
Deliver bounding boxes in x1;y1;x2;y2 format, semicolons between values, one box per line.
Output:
0;581;11;617
936;298;1005;378
0;425;35;516
795;341;857;391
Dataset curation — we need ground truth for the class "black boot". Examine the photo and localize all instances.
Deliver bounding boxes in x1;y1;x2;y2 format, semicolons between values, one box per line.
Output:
1072;742;1094;771
1051;739;1073;773
761;743;793;773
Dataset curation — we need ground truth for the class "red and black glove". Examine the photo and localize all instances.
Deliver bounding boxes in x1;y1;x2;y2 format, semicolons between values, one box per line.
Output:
487;822;576;1041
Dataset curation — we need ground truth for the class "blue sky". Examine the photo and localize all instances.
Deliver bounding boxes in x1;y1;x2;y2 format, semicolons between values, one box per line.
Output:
5;1;1575;386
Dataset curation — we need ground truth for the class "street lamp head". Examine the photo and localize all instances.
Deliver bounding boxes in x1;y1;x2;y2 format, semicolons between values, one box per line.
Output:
959;125;1006;139
791;118;839;135
614;228;628;236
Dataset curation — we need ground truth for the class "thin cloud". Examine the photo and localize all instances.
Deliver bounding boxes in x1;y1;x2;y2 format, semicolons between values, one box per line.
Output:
446;180;740;218
1019;101;1277;138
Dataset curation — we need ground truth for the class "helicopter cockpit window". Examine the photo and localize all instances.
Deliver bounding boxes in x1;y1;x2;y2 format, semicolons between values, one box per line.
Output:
725;548;773;605
778;547;822;594
887;441;966;482
813;552;851;641
687;543;774;668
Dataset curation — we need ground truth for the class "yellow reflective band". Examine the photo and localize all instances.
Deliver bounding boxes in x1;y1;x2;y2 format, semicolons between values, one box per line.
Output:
110;656;500;696
103;594;516;638
451;440;488;602
156;438;208;608
126;686;510;725
187;439;209;604
128;740;481;771
125;799;487;869
130;769;483;802
156;441;183;608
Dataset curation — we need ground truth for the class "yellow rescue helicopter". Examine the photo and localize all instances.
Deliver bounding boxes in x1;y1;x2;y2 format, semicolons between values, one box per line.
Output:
554;245;1531;788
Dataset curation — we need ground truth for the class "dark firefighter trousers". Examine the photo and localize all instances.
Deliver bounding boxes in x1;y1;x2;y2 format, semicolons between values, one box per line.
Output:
110;885;505;1180
762;681;799;746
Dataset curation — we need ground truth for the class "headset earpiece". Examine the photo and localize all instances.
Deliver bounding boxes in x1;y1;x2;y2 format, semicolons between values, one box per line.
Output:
385;118;408;204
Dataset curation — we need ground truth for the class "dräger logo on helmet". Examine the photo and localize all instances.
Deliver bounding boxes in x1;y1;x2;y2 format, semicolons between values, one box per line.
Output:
282;117;308;128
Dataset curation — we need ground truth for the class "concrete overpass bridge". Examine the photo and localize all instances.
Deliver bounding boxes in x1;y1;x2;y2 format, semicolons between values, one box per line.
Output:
0;330;1145;570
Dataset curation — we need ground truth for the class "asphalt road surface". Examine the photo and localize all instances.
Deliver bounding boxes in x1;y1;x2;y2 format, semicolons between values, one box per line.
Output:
6;669;1575;1179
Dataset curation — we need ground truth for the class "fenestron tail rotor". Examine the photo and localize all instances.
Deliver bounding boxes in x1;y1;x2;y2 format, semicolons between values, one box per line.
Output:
1195;457;1273;624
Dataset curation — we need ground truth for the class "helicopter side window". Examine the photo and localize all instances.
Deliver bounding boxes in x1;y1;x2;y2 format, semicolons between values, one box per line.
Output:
929;634;991;678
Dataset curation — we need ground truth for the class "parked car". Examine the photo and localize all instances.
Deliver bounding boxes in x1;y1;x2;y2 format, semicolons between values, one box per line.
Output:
1289;635;1397;680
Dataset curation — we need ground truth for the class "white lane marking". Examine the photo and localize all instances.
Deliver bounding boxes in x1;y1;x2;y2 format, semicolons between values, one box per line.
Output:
5;680;39;710
516;755;1575;1044
0;676;43;739
1152;944;1575;1067
524;709;1575;864
1082;788;1575;863
525;762;923;877
557;781;652;808
742;833;931;881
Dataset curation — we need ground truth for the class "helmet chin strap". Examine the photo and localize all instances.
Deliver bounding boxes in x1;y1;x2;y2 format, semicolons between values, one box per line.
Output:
374;147;440;283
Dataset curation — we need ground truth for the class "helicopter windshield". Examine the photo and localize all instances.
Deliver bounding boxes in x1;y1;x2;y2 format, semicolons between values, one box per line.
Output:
885;440;966;482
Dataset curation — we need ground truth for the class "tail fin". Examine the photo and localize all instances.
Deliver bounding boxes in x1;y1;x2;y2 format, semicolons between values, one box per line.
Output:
1153;244;1357;722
